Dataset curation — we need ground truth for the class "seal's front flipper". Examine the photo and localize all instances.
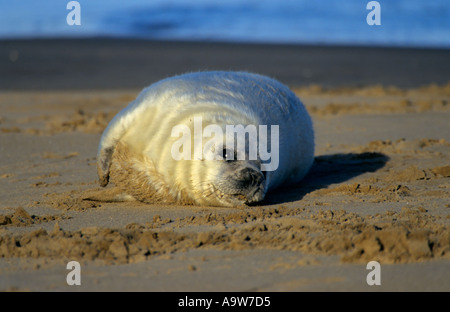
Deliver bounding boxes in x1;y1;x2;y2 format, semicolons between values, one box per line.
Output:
82;187;136;203
97;146;115;187
96;97;142;187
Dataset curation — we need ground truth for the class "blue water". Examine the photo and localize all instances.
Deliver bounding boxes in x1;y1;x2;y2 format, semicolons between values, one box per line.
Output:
0;0;449;48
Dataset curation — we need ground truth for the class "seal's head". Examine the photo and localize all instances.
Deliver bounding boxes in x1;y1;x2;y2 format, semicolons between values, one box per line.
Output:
194;147;267;207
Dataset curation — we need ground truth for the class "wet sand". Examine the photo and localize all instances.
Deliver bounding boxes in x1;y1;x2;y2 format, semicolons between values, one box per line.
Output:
0;39;449;291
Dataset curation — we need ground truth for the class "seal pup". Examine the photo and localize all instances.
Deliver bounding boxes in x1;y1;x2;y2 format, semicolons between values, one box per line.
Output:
97;71;314;207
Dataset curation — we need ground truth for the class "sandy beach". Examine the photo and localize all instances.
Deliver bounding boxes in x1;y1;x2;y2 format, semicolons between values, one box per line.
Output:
0;39;449;291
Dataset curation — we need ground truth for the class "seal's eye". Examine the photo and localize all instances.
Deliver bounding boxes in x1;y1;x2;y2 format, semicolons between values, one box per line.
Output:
221;148;235;161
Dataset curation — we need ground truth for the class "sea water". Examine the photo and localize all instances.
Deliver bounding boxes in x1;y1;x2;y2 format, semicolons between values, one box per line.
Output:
0;0;449;48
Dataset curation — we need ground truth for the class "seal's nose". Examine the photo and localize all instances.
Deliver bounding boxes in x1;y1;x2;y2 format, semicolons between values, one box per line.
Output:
238;167;264;188
232;167;265;204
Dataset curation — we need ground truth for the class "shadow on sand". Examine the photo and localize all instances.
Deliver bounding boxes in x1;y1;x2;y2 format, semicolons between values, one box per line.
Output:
260;152;389;206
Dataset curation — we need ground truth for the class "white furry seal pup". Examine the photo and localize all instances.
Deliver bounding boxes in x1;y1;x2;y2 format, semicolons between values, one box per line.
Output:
97;71;314;207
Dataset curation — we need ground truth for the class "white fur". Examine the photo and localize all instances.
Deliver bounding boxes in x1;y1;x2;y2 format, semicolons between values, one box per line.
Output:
97;71;314;207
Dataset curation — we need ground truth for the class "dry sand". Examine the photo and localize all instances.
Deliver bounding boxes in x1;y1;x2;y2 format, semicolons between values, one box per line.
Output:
0;40;449;291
